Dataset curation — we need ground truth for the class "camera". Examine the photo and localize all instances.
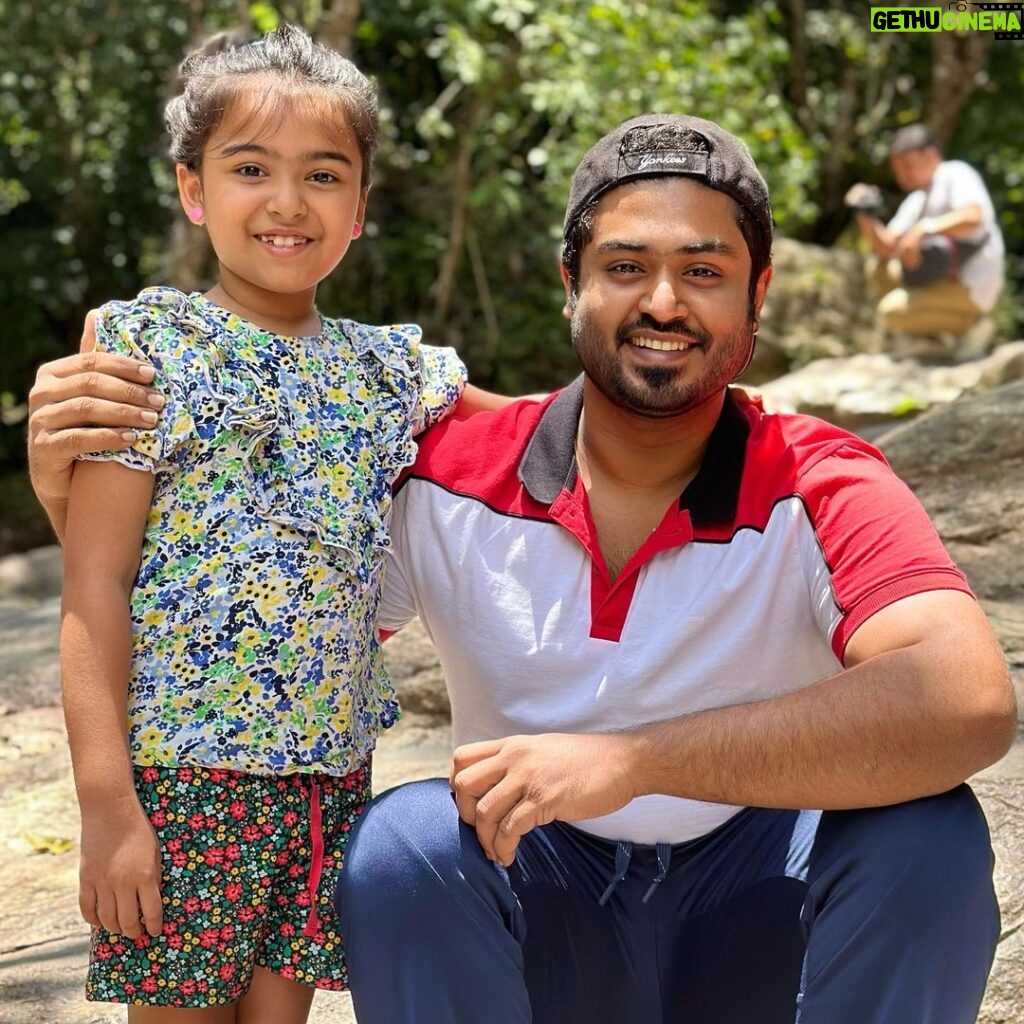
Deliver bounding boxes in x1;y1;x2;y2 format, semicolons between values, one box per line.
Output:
844;183;884;213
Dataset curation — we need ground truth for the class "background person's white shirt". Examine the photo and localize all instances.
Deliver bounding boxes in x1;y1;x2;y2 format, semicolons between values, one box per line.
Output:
888;159;1005;312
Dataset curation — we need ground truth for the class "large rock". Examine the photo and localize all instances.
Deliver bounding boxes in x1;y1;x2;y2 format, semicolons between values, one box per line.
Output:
876;382;1024;1024
877;381;1024;614
749;237;879;382
759;342;1024;436
877;381;1024;692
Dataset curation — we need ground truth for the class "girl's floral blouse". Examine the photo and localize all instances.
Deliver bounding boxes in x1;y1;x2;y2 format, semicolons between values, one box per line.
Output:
82;287;466;776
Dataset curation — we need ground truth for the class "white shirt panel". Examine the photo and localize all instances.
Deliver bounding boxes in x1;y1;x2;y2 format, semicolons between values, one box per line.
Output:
382;485;842;844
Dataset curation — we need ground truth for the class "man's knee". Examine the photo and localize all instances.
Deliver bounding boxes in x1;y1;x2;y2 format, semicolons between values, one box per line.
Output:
335;778;505;924
800;788;999;1021
336;779;457;917
811;785;997;922
335;776;526;979
866;256;902;300
875;287;931;334
876;286;914;321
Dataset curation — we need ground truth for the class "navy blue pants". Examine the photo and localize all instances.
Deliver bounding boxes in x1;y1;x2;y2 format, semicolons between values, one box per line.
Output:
335;779;999;1023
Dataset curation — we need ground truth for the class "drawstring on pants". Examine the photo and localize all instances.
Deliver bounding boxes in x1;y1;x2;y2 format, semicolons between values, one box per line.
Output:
598;842;633;906
642;843;673;904
302;779;324;937
596;840;674;907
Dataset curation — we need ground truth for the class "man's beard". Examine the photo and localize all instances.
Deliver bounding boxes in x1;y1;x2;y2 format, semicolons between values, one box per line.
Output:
570;308;757;418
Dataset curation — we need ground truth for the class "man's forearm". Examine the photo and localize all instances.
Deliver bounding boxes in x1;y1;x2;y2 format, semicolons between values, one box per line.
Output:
47;505;69;545
624;601;1014;811
451;594;1014;865
856;212;897;258
918;204;984;239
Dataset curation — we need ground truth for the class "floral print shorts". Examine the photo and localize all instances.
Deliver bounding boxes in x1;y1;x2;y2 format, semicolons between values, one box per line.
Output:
86;760;370;1006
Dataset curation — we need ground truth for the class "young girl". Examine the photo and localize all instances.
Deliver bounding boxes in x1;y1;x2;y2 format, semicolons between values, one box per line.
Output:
60;24;492;1023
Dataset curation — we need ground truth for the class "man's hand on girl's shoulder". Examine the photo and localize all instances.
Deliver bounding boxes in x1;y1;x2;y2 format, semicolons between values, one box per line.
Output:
27;310;168;537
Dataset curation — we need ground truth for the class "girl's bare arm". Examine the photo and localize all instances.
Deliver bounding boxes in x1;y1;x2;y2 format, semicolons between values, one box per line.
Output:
61;458;163;938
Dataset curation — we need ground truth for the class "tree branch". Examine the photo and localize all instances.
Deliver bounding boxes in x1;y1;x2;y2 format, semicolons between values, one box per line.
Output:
465;220;500;370
927;31;992;148
433;97;485;327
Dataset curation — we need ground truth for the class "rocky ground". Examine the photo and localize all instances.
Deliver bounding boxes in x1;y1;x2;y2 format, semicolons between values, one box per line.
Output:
2;383;1023;1023
2;577;1022;1023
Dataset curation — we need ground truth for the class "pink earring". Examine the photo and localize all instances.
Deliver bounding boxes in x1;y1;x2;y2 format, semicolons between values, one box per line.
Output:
352;222;363;239
188;206;204;224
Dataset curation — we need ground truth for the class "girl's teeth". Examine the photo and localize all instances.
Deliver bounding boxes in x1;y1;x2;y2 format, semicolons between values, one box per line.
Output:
261;235;306;248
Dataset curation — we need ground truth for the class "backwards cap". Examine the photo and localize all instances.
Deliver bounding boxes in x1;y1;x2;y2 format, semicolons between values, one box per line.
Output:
562;114;772;259
888;123;937;157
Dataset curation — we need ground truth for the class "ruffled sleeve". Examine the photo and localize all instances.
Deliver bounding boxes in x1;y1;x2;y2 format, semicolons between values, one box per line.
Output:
79;286;200;474
333;320;465;478
411;341;467;435
340;320;467;433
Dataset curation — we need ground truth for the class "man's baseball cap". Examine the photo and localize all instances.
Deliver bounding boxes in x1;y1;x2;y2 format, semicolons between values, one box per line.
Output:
888;123;937;156
562;114;772;258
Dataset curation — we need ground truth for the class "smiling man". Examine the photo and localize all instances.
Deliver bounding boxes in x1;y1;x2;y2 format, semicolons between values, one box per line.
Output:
335;115;1013;1023
25;114;1016;1023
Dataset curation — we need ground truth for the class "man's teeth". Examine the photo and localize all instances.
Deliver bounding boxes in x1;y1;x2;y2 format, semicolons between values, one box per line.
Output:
631;335;693;351
259;235;308;248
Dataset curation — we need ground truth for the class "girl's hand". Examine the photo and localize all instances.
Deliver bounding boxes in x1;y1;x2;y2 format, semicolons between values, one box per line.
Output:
79;794;163;939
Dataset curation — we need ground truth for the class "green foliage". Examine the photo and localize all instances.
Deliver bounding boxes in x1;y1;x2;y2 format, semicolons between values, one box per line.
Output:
0;0;244;405
338;0;1023;389
956;47;1024;335
250;2;281;32
338;0;812;391
1;0;1021;514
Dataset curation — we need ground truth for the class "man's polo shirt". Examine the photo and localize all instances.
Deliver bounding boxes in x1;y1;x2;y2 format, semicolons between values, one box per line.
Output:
378;378;971;845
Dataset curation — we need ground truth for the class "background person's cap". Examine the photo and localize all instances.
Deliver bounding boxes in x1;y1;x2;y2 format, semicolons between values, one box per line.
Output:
562;114;772;255
888;123;937;156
